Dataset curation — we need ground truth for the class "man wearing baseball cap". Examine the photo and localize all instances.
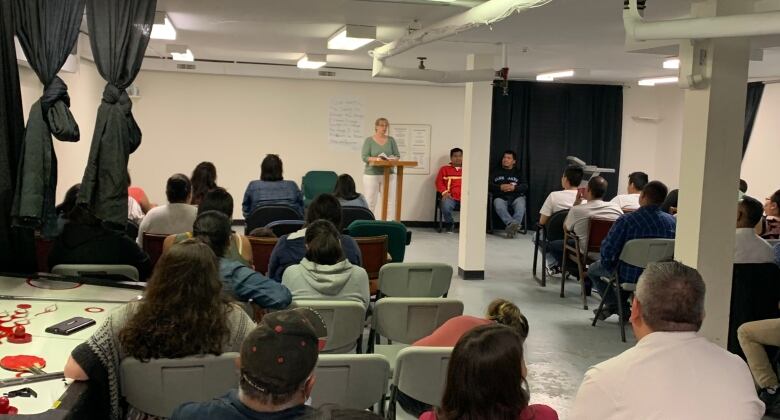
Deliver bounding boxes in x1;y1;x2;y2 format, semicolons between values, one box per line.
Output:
172;308;327;419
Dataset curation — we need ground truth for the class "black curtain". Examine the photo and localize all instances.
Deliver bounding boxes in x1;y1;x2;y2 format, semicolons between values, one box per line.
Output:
742;82;765;158
77;0;155;228
0;0;32;272
490;81;623;226
11;0;84;238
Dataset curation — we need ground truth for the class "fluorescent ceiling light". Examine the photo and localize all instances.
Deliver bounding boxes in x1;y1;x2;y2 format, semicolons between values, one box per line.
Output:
638;76;679;86
297;54;327;69
536;70;575;81
663;58;680;69
151;13;177;40
170;49;194;62
328;25;376;51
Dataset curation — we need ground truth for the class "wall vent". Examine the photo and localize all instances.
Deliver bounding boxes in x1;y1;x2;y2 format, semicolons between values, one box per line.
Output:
176;63;196;70
318;70;336;77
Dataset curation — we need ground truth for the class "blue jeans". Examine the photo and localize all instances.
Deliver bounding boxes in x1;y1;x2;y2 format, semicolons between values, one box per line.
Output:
588;260;627;310
493;196;526;226
440;197;460;224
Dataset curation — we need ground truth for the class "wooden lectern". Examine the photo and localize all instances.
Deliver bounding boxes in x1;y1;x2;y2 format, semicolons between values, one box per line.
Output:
369;160;418;221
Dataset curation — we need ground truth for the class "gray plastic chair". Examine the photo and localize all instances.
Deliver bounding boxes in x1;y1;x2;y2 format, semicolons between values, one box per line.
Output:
52;264;139;281
388;346;453;419
120;353;240;417
592;238;675;342
311;354;390;414
377;263;453;298
368;298;463;373
290;300;367;353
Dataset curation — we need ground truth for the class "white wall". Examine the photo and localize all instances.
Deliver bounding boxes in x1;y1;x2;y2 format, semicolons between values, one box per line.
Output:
742;83;780;203
19;61;465;221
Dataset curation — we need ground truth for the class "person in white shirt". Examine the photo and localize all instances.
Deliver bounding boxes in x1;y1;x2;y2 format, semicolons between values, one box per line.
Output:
136;174;197;247
735;196;776;264
610;171;647;212
539;165;584;225
570;261;764;420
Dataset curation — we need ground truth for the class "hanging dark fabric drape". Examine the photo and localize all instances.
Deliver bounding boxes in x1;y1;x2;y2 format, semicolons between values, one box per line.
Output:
11;0;84;237
77;0;155;228
0;0;34;272
490;81;624;226
742;82;765;158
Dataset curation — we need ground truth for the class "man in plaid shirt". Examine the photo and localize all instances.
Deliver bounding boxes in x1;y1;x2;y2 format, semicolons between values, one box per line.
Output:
588;181;676;319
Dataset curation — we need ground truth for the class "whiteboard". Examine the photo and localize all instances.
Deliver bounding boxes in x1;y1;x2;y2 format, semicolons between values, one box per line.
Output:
391;124;431;175
328;97;365;151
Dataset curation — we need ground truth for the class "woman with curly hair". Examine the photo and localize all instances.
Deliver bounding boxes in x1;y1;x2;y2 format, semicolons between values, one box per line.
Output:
63;239;255;420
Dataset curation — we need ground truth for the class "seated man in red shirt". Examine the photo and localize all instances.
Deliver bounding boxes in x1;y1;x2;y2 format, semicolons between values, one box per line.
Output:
436;148;463;233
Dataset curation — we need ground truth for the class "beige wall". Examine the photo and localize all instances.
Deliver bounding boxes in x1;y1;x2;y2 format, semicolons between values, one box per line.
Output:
741;83;780;203
19;60;465;221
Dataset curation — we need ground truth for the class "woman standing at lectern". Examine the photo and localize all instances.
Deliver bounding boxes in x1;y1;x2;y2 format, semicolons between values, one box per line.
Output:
361;117;400;216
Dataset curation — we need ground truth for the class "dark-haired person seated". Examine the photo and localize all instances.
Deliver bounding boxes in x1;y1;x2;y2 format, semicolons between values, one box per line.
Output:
587;181;676;320
190;161;218;206
163;188;253;266
137;173;197;247
760;189;780;239
194;211;291;308
48;204;152;280
539;165;584;225
571;262;763;419
436;148;463;233
268;194;361;282
735;196;775;264
490;150;529;238
242;154;304;218
54;184;81;236
282;220;370;309
63;240;255;419
172;308;326;420
611;171;648;211
419;324;558;420
333;174;369;209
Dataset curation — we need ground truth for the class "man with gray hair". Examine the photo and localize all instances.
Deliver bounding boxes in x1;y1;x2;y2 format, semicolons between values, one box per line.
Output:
570;261;764;420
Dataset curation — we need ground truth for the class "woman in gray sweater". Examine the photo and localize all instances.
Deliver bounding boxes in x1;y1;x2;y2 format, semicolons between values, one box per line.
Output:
282;220;370;309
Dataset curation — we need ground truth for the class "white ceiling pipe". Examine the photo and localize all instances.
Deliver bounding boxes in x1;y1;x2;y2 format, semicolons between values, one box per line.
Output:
624;0;780;41
372;57;497;83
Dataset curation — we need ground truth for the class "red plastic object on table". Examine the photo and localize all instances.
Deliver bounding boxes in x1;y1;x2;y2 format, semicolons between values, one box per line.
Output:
7;327;31;344
0;396;18;414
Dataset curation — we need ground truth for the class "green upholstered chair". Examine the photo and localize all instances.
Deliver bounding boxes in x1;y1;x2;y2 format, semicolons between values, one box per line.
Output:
346;220;410;263
302;171;338;207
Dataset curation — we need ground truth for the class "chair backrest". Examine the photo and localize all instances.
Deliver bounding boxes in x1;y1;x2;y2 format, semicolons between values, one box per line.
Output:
265;219;305;237
290;300;366;353
354;236;388;279
373;298;464;344
302;171;338;205
728;263;780;357
120;353;239;418
586;218;616;252
311;354;390;409
246;205;302;233
143;233;169;269
341;206;375;231
347;220;408;262
544;209;569;242
618;238;675;268
393;346;453;406
378;263;452;298
248;237;279;275
51;264;139;281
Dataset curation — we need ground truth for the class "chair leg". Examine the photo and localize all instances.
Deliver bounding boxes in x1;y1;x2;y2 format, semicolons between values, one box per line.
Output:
592;281;612;327
367;329;376;353
532;231;540;277
577;259;588;310
520;212;528;235
615;282;626;343
386;386;397;420
356;333;363;354
560;250;568;298
540;242;548;287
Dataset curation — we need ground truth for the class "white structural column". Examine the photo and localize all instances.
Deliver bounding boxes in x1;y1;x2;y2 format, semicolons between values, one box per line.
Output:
457;54;493;279
675;0;751;346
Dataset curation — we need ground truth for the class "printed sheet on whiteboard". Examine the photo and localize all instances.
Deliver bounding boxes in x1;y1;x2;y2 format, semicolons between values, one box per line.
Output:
328;97;365;151
391;124;431;175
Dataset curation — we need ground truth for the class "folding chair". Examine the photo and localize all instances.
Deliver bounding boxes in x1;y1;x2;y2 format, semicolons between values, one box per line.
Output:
354;236;389;295
592;238;675;342
52;264;140;282
248;237;278;275
290;300;367;353
311;354;390;414
120;353;239;418
367;298;463;373
488;192;528;235
342;206;375;232
302;170;338;207
265;219;305;237
142;232;169;270
377;263;452;299
387;346;452;419
347;220;410;263
561;218;615;309
434;191;460;233
531;210;569;287
246;205;302;233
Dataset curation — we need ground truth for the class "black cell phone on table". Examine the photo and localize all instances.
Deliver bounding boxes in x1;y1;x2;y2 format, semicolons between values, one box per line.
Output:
45;317;96;335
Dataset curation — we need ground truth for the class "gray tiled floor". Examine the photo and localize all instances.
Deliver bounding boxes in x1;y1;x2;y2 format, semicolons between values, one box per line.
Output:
403;228;635;418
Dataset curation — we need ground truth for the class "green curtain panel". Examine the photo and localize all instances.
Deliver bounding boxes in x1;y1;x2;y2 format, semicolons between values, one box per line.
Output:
77;0;155;228
10;0;84;236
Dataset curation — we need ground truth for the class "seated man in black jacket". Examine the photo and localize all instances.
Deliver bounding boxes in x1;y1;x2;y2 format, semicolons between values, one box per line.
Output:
489;150;528;238
48;204;152;280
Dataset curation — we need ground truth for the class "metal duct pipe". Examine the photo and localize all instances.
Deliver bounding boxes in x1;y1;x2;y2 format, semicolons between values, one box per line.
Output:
372;58;497;83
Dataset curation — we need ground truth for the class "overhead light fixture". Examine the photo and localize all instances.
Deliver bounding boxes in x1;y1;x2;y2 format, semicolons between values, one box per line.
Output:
536;70;575;82
327;25;376;51
297;54;327;69
167;44;194;62
663;58;680;69
151;12;177;40
638;76;679;86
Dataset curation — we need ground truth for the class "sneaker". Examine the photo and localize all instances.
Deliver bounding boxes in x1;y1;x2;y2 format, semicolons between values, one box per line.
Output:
760;386;780;417
545;265;561;277
446;223;455;234
505;222;518;239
